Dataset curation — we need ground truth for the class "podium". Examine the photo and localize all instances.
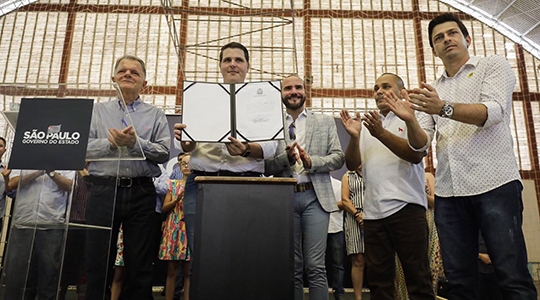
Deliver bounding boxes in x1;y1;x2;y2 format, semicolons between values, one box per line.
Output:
0;83;146;299
191;176;296;300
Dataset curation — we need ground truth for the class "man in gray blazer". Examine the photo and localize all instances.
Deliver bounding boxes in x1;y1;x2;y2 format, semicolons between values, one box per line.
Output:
265;75;344;300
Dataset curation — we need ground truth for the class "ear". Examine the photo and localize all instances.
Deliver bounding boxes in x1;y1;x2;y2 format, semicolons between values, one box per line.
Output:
465;35;471;48
111;76;116;83
142;80;148;88
432;47;439;58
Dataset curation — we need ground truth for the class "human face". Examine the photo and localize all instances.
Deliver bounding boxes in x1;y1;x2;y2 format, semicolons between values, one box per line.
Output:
180;155;191;176
112;59;147;95
0;140;5;159
220;48;249;84
281;76;306;111
431;21;471;62
373;74;402;116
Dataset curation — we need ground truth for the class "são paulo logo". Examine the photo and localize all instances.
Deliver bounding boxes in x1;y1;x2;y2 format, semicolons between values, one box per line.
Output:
22;124;80;145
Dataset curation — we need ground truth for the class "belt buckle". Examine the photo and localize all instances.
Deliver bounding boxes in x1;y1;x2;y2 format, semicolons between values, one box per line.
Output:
117;177;132;188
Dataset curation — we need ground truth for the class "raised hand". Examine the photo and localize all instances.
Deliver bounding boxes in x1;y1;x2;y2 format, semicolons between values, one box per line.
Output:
362;111;385;138
384;90;415;122
340;109;362;138
409;82;444;115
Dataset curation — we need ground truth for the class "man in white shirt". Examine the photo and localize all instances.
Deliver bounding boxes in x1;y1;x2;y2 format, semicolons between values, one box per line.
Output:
340;73;434;300
172;42;277;262
405;13;537;299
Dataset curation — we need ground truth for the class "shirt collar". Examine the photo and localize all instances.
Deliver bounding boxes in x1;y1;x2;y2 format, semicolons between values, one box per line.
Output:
117;96;143;112
285;108;308;122
442;56;480;78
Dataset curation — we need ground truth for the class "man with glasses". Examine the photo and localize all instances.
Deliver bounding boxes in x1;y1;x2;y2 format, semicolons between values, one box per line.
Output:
265;75;344;300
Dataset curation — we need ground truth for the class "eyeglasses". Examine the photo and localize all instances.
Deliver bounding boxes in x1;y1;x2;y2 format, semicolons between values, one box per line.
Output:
289;121;296;140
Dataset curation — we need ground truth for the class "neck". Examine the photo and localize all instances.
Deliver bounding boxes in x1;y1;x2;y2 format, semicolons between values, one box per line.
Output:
287;107;304;121
121;92;139;105
443;53;470;77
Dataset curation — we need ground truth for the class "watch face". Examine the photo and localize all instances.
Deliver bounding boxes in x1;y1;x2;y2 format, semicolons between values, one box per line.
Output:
48;171;55;177
444;104;454;117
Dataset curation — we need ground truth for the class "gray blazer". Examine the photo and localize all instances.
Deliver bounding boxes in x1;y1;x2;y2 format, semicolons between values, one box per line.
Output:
264;109;344;212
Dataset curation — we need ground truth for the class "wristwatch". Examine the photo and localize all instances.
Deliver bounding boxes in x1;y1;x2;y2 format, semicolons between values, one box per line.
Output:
440;101;454;118
48;171;56;178
241;143;251;158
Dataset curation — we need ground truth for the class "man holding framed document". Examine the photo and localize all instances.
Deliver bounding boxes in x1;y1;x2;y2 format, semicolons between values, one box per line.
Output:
172;42;279;263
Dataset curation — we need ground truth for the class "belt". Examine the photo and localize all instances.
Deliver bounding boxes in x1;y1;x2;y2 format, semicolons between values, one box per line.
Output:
294;182;313;193
192;170;262;177
84;176;153;188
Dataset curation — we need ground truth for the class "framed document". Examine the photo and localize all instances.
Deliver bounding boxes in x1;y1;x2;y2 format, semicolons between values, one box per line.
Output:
181;81;284;142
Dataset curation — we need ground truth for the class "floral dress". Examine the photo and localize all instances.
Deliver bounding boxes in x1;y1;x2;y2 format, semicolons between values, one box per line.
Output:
158;180;190;261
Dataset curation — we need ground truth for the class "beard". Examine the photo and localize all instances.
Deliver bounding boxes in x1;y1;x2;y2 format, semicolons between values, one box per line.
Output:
282;95;306;110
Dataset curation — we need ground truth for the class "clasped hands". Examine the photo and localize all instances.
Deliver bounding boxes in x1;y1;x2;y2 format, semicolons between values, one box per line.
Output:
285;142;311;169
109;125;137;149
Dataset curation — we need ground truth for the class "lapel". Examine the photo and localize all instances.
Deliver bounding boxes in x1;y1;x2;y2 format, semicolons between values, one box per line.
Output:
304;109;314;152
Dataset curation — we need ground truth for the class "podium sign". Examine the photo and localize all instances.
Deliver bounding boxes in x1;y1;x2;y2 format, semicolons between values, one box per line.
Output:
9;98;93;170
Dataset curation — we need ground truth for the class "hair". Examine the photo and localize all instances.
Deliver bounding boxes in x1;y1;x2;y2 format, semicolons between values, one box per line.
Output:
428;13;470;49
113;55;147;78
380;72;405;90
0;137;5;146
219;42;250;63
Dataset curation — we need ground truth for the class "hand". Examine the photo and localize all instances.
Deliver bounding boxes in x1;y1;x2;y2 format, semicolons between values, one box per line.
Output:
295;144;312;169
173;123;186;141
354;211;364;226
340;110;362;138
409;82;445;115
479;253;492;265
362;111;385;138
384;90;416;122
176;189;185;202
285;142;300;165
2;168;11;178
225;137;249;156
108;125;136;149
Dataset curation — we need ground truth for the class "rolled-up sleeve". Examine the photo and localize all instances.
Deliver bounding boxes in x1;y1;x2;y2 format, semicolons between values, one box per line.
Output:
481;55;516;128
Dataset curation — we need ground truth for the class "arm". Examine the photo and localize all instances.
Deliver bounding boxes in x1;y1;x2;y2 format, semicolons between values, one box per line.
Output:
410;56;515;127
303;116;344;173
340;173;357;215
2;168;11;193
425;172;435;208
340;110;362;170
161;190;184;214
362;110;425;164
48;171;73;193
8;170;44;191
129;111;170;164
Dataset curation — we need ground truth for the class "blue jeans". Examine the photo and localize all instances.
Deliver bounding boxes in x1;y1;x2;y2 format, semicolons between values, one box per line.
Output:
183;173;198;257
3;228;63;300
293;189;329;300
326;231;345;298
435;180;537;300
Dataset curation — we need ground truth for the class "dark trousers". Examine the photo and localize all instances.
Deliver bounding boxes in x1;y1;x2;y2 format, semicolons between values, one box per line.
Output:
85;182;156;300
435;180;537;300
326;231;345;298
3;228;63;300
364;204;433;300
